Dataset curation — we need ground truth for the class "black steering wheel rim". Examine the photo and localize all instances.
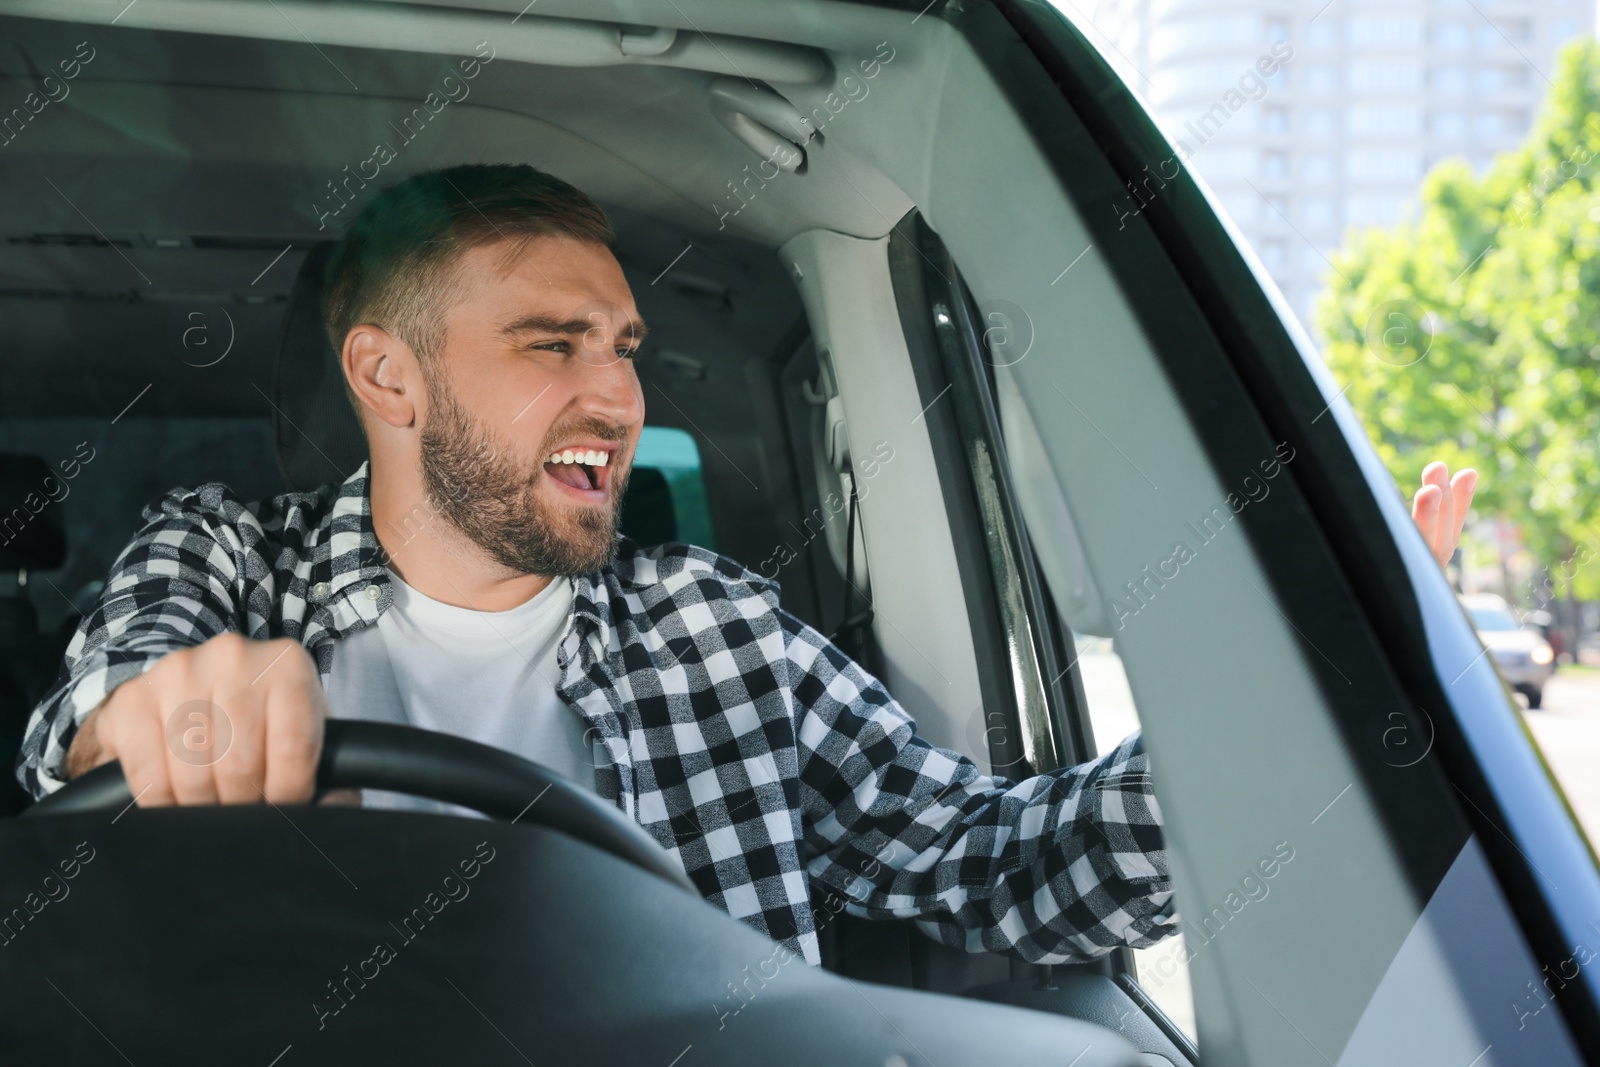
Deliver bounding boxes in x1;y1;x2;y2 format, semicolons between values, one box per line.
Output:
24;719;697;894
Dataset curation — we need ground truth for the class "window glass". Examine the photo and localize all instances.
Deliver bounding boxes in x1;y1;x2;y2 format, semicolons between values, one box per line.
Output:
990;359;1199;1042
1432;110;1469;138
921;14;1516;1049
624;425;714;550
1347;61;1424;91
1473;113;1507;139
1301;244;1332;271
1295;289;1321;328
1148;14;1260;60
1347;105;1423;136
1304;155;1337;183
1305;64;1338;92
1153;60;1257;100
1347;15;1424;46
1476;22;1530;47
1196;149;1255;181
1476;66;1506;92
1434;66;1470;93
1346;150;1422;181
1306;23;1339;48
1074;631;1197;1040
1218;189;1260;225
1223;107;1260;135
1346;193;1412;225
1303;196;1336;227
1304;108;1338;136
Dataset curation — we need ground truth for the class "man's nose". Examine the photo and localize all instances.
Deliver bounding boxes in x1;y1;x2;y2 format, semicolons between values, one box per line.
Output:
575;343;645;426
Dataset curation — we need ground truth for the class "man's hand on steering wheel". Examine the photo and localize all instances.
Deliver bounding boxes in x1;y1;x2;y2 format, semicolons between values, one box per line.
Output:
63;632;326;807
1410;460;1478;569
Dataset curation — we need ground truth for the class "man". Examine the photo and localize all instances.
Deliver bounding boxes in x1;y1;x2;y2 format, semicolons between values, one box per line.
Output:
15;164;1478;968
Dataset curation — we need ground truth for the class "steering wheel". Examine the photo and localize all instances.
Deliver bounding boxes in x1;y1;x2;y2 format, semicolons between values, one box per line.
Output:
24;719;697;894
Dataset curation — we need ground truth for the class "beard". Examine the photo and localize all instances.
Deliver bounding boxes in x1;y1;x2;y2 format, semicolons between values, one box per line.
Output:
418;374;631;577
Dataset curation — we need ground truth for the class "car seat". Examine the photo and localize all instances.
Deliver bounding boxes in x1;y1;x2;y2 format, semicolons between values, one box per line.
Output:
0;454;69;815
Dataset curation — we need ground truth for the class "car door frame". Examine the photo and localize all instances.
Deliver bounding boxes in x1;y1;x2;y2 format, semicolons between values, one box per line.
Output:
945;0;1600;1057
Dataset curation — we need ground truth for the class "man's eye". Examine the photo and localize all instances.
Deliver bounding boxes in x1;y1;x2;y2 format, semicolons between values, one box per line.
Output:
528;341;640;361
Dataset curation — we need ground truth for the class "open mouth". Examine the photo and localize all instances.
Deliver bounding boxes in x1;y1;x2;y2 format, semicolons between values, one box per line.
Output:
543;446;613;499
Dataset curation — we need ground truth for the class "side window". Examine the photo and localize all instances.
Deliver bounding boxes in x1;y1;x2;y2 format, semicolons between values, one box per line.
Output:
992;360;1198;1041
1074;630;1197;1043
622;425;715;550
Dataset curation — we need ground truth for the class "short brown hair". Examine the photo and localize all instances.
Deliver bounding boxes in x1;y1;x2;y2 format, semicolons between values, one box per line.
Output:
321;163;615;371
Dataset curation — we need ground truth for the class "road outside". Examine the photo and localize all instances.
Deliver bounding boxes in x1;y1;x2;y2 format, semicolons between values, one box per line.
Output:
1519;667;1600;849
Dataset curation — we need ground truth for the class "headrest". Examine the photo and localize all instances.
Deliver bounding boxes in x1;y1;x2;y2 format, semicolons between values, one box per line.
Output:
0;454;68;571
618;468;677;546
273;241;369;492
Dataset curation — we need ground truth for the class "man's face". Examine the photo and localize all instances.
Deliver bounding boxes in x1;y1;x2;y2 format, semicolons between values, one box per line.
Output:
417;234;647;577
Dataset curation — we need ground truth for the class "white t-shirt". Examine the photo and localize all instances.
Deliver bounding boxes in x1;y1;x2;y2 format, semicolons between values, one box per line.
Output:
323;567;600;814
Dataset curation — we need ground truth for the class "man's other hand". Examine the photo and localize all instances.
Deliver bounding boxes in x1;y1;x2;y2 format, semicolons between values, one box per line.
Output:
1411;461;1478;569
62;633;327;807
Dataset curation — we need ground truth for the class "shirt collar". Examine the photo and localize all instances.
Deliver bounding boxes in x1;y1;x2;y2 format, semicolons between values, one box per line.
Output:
314;460;611;638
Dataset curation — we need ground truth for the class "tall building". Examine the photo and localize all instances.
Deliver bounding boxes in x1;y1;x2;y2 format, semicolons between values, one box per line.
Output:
1062;0;1593;333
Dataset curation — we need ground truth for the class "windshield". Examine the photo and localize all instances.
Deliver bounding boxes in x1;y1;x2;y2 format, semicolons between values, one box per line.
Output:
1468;607;1522;632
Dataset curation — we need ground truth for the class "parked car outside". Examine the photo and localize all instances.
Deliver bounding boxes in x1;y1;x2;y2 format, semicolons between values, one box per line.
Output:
1461;593;1557;708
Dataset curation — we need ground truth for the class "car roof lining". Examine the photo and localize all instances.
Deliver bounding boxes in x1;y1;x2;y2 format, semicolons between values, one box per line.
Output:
0;1;919;426
12;0;839;84
0;3;915;251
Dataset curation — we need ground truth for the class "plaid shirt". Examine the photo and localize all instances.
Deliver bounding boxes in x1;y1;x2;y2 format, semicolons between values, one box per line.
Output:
17;463;1175;967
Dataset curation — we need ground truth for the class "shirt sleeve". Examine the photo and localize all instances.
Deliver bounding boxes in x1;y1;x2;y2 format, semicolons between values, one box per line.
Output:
15;486;250;798
784;610;1177;964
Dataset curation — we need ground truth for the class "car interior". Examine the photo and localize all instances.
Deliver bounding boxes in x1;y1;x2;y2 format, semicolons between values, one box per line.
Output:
4;1;1591;1065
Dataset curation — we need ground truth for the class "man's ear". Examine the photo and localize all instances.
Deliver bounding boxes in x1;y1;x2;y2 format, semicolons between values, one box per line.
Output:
343;324;419;430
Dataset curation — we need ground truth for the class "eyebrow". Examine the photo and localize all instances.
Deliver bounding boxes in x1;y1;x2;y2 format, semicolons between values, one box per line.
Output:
497;313;650;343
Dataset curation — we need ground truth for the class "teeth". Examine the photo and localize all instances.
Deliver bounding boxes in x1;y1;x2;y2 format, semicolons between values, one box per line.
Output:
545;449;611;466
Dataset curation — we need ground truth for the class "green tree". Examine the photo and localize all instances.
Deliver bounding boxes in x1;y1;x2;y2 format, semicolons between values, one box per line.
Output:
1317;38;1600;608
